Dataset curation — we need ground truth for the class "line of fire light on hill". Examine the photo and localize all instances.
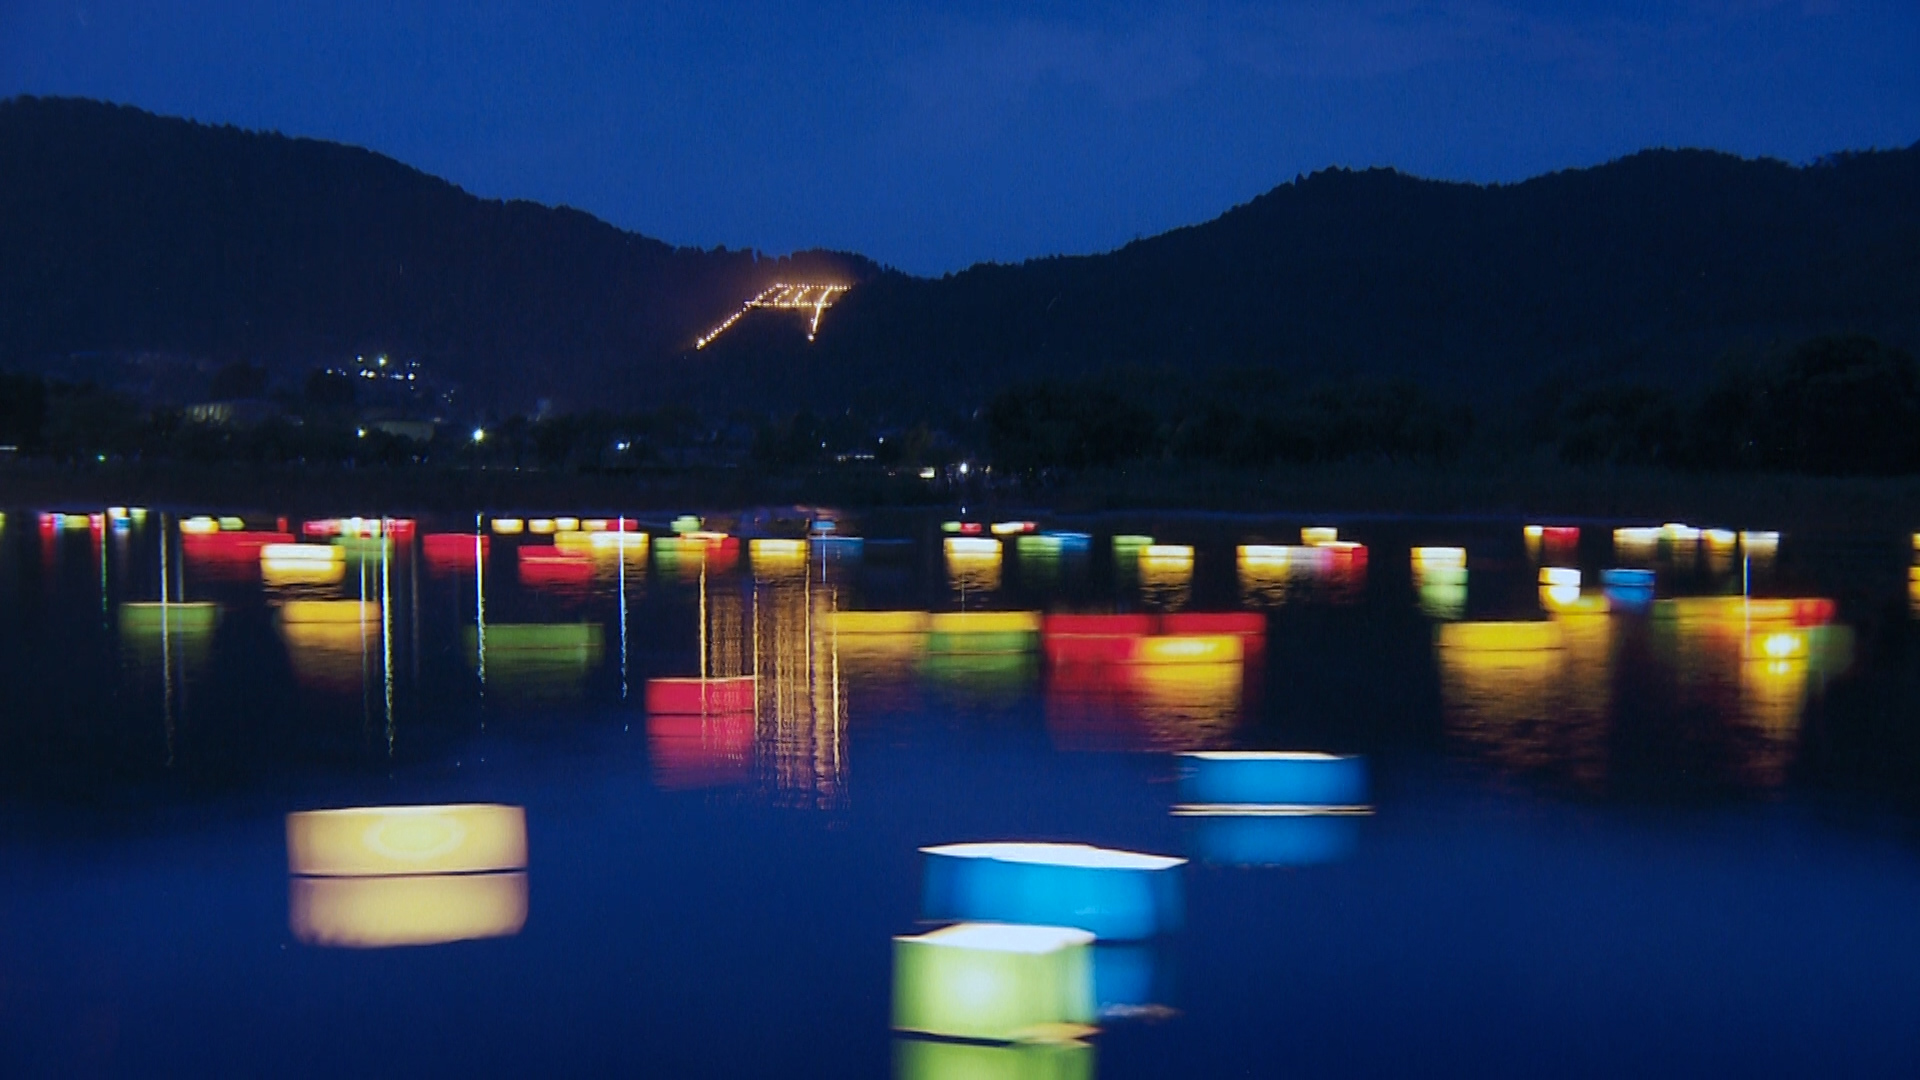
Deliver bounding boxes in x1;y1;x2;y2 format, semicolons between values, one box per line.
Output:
694;283;851;350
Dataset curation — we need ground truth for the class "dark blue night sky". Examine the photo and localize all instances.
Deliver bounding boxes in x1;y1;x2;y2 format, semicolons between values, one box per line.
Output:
3;1;1916;273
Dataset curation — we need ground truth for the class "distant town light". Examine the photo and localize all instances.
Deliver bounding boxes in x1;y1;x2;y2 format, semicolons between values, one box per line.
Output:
356;428;366;438
919;467;937;480
958;463;970;476
472;428;486;443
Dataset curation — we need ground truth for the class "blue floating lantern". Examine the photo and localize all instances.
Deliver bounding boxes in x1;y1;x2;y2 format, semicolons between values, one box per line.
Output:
921;842;1186;941
1601;568;1656;612
1177;752;1369;808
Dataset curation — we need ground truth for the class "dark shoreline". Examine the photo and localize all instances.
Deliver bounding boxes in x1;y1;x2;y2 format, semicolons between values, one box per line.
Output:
4;459;1919;531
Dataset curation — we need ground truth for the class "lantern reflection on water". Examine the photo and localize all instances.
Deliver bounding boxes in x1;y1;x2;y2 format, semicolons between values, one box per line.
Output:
894;1036;1094;1080
286;804;528;948
920;842;1185;941
893;923;1097;1044
279;600;381;693
463;623;603;698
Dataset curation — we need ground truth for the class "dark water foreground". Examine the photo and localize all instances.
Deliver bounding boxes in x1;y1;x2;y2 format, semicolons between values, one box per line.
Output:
3;507;1920;1077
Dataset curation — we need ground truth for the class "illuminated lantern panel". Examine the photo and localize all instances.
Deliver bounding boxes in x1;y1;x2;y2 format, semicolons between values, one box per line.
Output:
1142;544;1193;563
281;599;380;624
1539;567;1581;588
1411;546;1466;571
290;871;529;949
1301;527;1339;546
749;538;808;559
892;923;1096;1044
1111;535;1153;554
260;542;345;565
1128;635;1242;665
823;610;933;635
180;516;221;535
1602;568;1656;612
921;842;1185;940
894;1035;1094;1080
991;521;1037;536
528;519;558;535
944;537;1002;557
119;600;221;633
491;518;525;535
288;804;528;877
930;612;1042;637
1177;751;1369;807
645;675;758;715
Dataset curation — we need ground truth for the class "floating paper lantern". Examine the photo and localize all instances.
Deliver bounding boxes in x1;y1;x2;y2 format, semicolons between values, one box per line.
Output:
1742;531;1780;552
991;521;1036;536
823;611;933;635
281;599;379;624
551;517;579;532
1437;621;1563;651
1016;534;1063;557
1539;584;1603;614
892;923;1096;1043
1703;528;1736;547
490;518;525;535
119;601;220;633
645;675;757;715
1111;535;1153;554
1045;532;1092;552
1538;567;1581;588
920;842;1185;940
749;538;808;565
180;516;220;535
528;519;558;535
1142;545;1193;562
1177;751;1368;807
944;537;1001;556
931;612;1041;635
671;515;703;534
286;804;528;949
814;535;864;559
1412;547;1466;571
287;804;527;877
1301;527;1339;546
261;542;344;565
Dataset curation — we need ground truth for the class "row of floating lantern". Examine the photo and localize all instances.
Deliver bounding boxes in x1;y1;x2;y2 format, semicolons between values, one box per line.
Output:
893;751;1372;1048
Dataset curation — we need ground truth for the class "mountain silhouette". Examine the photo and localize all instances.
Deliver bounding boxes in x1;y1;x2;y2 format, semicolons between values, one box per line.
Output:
4;96;1917;416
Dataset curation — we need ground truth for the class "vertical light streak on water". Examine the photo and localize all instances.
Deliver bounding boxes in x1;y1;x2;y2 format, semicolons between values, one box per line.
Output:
411;525;421;683
699;561;709;682
382;538;394;757
357;556;373;736
618;528;630;703
98;520;108;621
474;514;486;704
159;514;173;768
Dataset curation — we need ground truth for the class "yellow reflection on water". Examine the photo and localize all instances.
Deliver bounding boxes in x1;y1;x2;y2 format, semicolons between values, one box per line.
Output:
947;548;1003;599
1137;551;1192;612
290;873;528;949
1438;616;1611;790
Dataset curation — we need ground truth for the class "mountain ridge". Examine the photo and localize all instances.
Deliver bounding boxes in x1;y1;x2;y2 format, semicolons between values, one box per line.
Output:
4;95;1918;416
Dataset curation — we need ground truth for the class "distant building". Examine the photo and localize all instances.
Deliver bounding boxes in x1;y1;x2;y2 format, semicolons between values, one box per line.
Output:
367;419;436;442
183;399;280;427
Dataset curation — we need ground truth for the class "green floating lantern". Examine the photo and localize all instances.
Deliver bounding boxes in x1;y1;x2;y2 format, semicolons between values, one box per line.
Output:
893;923;1096;1044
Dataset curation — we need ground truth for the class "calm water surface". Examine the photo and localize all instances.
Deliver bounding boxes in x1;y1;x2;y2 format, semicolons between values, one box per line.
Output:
4;507;1920;1077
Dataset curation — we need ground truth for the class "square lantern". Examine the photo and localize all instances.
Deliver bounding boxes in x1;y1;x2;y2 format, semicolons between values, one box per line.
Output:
1177;751;1369;809
920;842;1185;941
892;923;1096;1043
